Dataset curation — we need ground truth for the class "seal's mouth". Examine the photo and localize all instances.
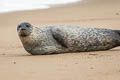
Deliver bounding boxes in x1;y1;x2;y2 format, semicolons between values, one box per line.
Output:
19;32;28;37
19;29;28;37
20;33;28;37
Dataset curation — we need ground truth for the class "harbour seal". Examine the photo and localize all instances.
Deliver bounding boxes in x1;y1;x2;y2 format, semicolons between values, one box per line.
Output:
17;22;120;55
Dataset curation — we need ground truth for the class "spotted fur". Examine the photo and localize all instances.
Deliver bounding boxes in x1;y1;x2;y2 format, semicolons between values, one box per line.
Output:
17;22;120;55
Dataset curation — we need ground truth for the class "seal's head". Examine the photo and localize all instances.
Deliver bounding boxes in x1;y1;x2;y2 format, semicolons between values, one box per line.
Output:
17;22;33;37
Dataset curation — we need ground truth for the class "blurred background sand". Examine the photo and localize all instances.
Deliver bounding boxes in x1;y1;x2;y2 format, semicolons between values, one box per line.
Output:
0;0;120;80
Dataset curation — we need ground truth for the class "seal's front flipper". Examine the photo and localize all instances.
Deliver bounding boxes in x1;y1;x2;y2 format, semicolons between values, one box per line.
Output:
51;28;68;48
52;33;68;48
113;30;120;35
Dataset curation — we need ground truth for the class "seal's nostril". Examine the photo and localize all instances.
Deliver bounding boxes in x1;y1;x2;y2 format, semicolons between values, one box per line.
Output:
21;28;26;31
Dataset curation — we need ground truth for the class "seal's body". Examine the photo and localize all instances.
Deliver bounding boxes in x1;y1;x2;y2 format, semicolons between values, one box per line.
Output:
17;22;120;55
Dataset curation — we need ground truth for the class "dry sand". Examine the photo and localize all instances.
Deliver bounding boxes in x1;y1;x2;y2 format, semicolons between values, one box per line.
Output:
0;0;120;80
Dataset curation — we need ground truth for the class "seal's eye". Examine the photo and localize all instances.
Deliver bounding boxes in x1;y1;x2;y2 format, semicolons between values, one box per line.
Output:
17;25;21;31
18;25;21;28
26;24;30;28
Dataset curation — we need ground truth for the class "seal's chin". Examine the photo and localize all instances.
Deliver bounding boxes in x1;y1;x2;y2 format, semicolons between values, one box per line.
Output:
20;33;28;37
19;31;29;37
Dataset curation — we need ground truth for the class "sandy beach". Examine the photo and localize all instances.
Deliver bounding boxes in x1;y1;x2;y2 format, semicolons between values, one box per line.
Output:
0;0;120;80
